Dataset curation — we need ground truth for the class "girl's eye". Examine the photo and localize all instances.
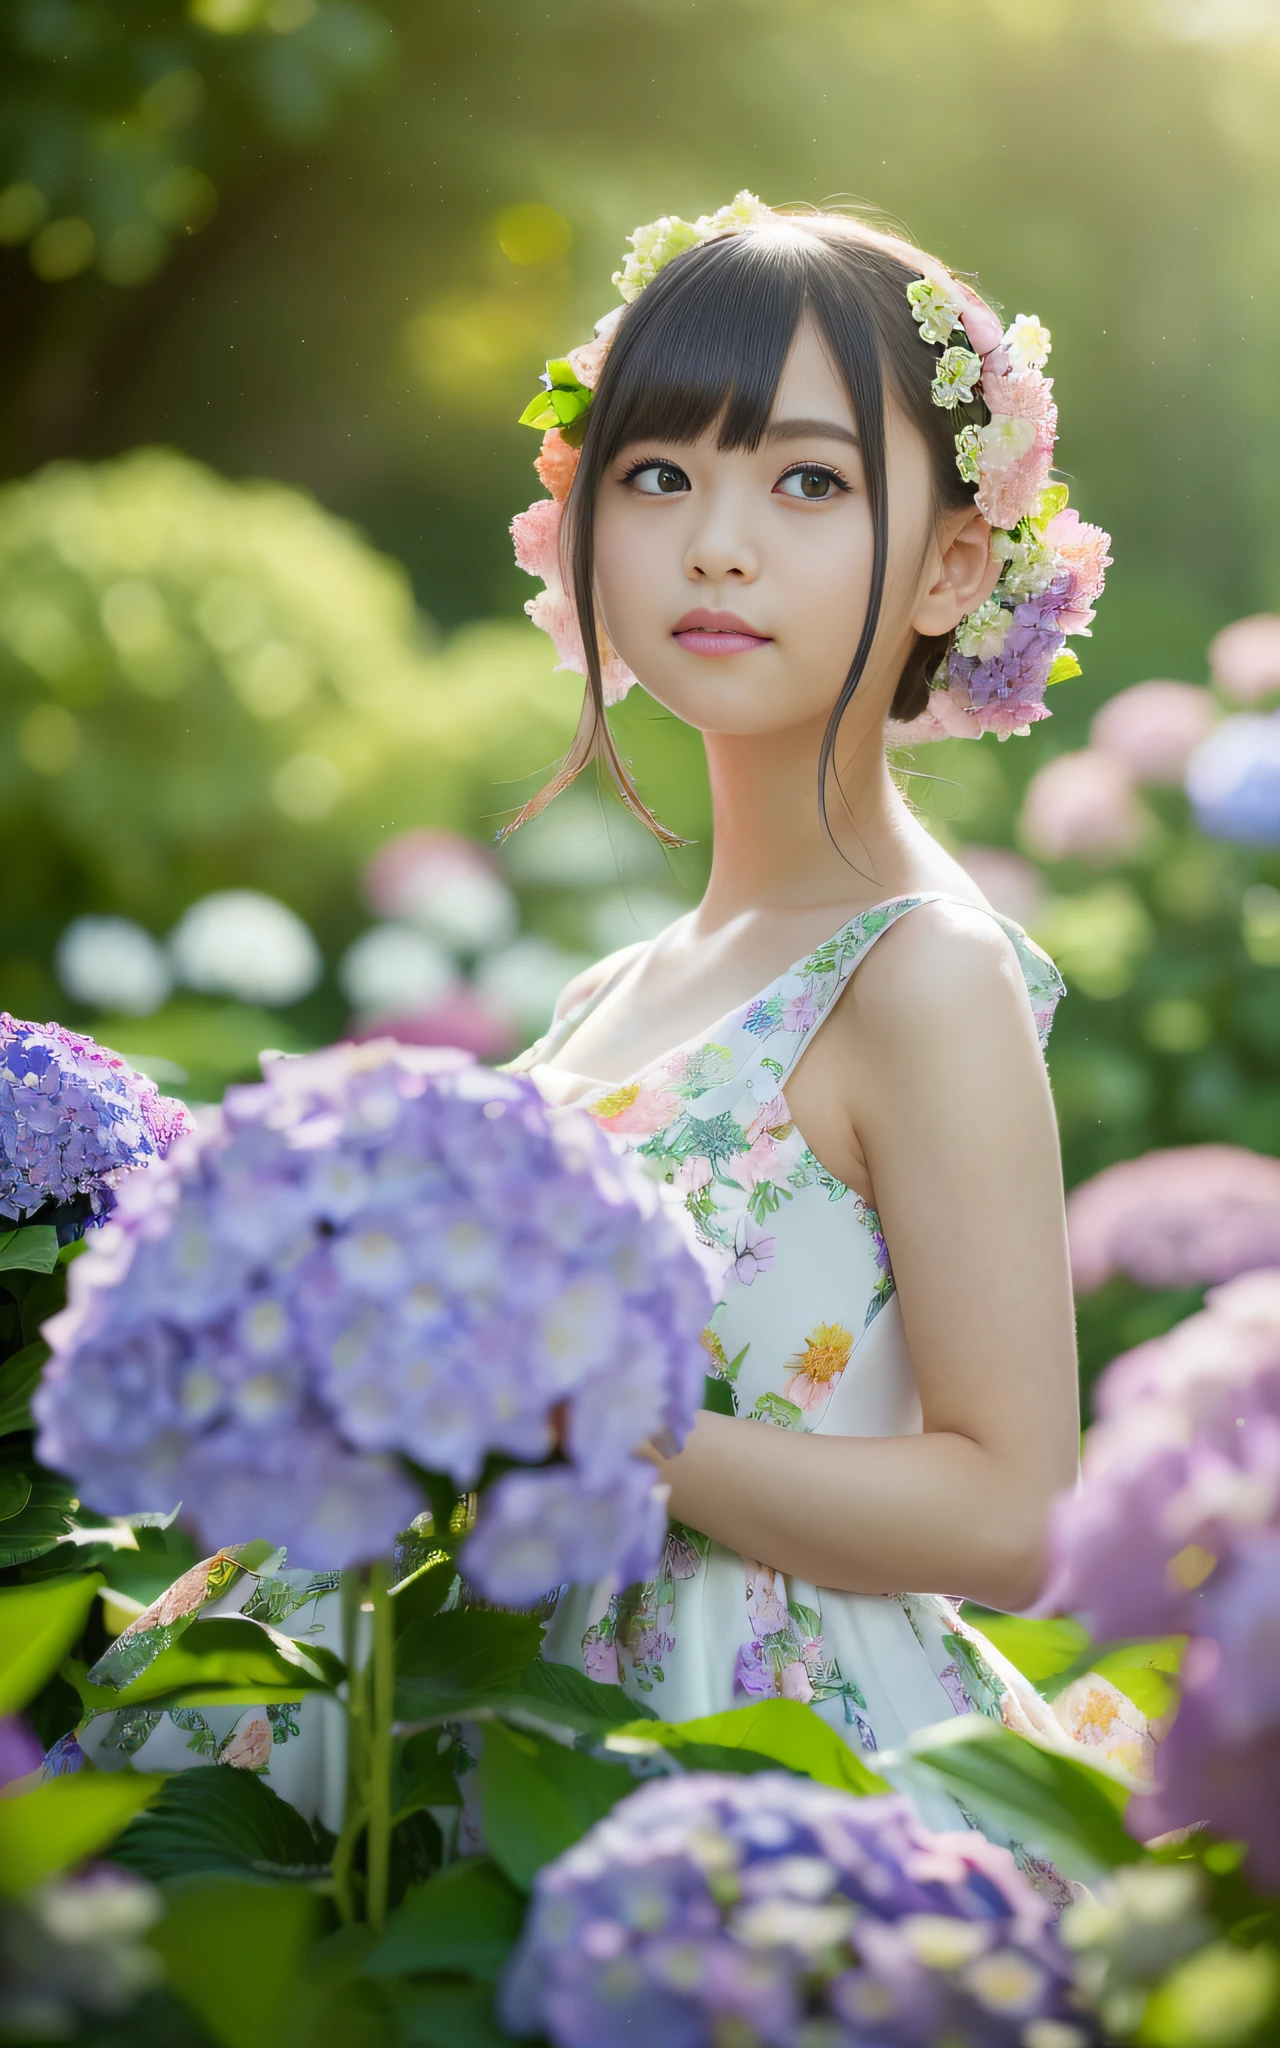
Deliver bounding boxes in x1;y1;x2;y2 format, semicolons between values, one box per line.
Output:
627;462;690;495
775;466;848;501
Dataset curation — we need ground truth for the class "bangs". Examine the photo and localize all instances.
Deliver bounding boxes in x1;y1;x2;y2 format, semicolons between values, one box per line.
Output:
586;230;817;462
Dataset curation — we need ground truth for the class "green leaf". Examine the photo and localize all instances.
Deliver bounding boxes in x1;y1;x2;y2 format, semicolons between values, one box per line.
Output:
701;1371;736;1417
395;1608;544;1714
0;1467;78;1566
394;1731;463;1818
111;1763;334;1884
392;1980;511;2048
0;1464;32;1518
0;1224;59;1275
606;1698;889;1796
516;1656;658;1729
1047;649;1083;686
0;1769;165;1894
0;1341;48;1435
149;1874;319;2048
0;1570;102;1715
365;1858;524;1982
478;1721;635;1891
389;1556;454;1635
959;1605;1090;1684
517;392;559;431
75;1615;335;1710
877;1714;1141;1880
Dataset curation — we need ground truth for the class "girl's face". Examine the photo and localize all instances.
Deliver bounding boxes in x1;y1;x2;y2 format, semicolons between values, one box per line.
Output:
593;315;991;738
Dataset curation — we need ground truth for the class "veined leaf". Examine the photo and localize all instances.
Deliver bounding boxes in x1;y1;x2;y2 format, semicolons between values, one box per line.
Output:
0;1571;102;1716
479;1721;635;1890
0;1465;32;1518
0;1467;78;1567
395;1608;544;1715
364;1858;523;1981
877;1713;1141;1880
0;1224;59;1275
606;1698;889;1797
516;1657;658;1728
111;1765;334;1885
0;1770;164;1895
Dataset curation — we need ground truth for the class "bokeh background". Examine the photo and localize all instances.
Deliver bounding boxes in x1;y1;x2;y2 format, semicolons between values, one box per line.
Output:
4;0;1280;1406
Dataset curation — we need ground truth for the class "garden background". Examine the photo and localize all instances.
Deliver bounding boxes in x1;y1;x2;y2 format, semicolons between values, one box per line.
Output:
4;0;1280;1420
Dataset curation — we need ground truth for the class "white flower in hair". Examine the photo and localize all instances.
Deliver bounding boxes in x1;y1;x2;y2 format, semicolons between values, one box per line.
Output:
930;346;984;408
976;414;1038;471
954;597;1013;661
906;276;965;346
1003;313;1052;373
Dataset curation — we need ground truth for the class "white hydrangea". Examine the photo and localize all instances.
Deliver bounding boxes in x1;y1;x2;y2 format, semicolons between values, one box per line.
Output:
169;890;321;1007
954;597;1013;661
338;923;456;1022
1003;313;1052;373
55;916;172;1018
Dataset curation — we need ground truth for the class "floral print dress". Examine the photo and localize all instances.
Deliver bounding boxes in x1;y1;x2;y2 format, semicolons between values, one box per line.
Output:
514;893;1091;1847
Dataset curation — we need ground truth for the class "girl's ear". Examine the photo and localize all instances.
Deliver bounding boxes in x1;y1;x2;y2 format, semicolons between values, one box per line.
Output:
911;507;1000;639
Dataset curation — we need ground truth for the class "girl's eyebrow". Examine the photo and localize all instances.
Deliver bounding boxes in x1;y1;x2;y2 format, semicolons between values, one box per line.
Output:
764;417;859;447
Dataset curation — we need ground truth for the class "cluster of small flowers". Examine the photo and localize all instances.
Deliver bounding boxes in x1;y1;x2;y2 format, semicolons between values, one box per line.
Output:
501;1773;1090;2048
34;1041;713;1589
900;276;1111;741
612;190;775;302
1066;1143;1280;1295
0;1015;190;1227
1039;1265;1280;1887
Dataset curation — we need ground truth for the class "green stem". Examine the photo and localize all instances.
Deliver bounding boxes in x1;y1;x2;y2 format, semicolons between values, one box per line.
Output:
365;1560;396;1933
334;1571;366;1926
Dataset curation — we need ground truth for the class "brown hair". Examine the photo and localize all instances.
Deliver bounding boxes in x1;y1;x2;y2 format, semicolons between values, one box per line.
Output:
510;211;991;842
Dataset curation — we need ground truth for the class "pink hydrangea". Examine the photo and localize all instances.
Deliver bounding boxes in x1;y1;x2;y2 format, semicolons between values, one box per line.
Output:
1090;680;1218;787
1066;1144;1280;1294
954;846;1045;927
348;987;515;1061
1018;747;1144;863
1209;613;1280;705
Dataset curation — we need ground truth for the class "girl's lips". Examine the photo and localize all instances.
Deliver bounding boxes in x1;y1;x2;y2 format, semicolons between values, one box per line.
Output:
673;630;771;656
671;612;772;658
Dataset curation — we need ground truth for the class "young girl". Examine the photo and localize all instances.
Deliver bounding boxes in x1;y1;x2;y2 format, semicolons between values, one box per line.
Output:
508;197;1116;1805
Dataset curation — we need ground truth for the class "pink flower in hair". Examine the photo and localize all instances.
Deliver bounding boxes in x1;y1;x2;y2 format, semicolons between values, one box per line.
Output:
513;497;637;703
981;366;1055;422
956;294;1005;357
511;496;562;580
567;335;610;389
534;428;580;502
1041;509;1112;634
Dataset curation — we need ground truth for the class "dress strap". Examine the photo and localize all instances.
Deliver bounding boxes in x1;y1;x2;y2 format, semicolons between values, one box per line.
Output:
730;893;1064;1102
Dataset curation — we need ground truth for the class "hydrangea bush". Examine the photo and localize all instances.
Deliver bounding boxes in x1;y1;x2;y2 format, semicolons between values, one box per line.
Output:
501;1773;1089;2048
1040;1266;1280;1887
34;1040;713;1592
0;1015;189;1227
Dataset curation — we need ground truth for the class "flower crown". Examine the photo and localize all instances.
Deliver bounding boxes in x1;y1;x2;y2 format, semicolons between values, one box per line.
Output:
510;195;1111;738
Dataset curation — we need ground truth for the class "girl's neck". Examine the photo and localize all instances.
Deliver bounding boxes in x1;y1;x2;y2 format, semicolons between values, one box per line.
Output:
698;709;909;926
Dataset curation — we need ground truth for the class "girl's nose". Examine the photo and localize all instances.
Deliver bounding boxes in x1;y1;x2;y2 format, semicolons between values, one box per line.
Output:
682;497;759;584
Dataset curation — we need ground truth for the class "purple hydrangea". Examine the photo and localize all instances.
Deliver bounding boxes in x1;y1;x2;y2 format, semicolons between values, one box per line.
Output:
1066;1144;1280;1295
34;1043;713;1584
1039;1268;1280;1887
0;1016;190;1226
500;1773;1087;2048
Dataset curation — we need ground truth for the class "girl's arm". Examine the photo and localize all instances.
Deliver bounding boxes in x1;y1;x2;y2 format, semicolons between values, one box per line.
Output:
647;903;1079;1613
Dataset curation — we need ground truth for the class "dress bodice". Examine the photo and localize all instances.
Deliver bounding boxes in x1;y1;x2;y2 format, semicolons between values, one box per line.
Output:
516;893;1065;1449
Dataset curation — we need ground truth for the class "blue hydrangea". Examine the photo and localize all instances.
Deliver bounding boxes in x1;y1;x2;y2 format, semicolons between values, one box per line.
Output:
501;1773;1090;2048
0;1016;190;1227
1185;712;1280;846
34;1043;713;1580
